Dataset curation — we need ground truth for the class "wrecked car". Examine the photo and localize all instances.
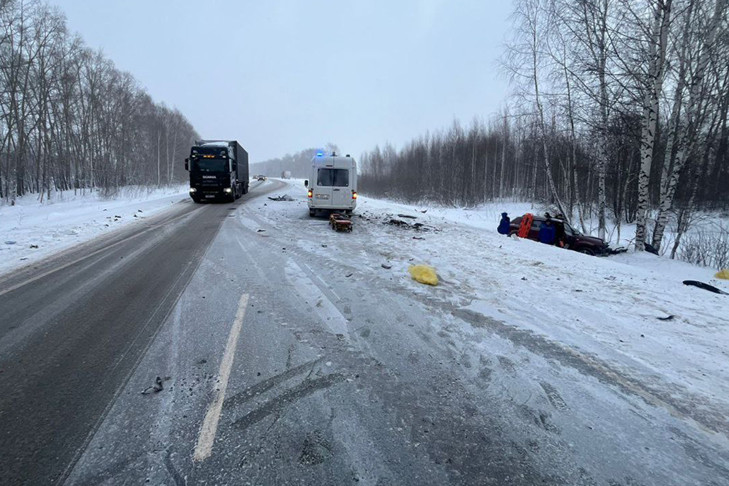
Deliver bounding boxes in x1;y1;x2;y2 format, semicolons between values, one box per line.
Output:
509;215;622;256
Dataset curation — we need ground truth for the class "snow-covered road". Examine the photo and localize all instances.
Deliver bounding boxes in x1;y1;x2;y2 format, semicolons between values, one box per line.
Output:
66;179;729;484
2;179;727;484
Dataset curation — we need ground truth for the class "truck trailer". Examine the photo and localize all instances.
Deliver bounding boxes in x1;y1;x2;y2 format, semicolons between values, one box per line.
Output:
185;140;249;202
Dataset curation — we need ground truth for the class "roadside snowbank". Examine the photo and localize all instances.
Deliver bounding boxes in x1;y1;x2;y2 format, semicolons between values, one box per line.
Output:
0;185;189;276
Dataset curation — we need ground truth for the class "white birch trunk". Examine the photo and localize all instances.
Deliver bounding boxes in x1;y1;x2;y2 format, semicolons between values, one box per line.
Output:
634;0;672;251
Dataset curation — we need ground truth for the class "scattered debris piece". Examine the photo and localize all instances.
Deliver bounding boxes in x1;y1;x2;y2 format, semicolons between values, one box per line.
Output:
137;209;143;213
345;273;353;277
330;213;353;232
420;209;427;214
141;376;164;394
381;263;392;269
257;229;265;232
397;214;417;219
388;219;409;227
413;236;425;240
4;241;16;245
321;244;328;248
29;244;38;249
114;215;122;219
268;194;294;201
657;315;675;321
683;280;728;295
715;269;729;280
409;265;438;286
384;216;438;232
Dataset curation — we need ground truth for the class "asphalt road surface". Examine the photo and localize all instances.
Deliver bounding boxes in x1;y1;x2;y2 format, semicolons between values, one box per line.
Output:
1;180;727;485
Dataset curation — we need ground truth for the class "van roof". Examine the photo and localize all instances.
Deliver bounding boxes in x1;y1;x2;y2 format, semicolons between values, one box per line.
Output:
312;155;356;167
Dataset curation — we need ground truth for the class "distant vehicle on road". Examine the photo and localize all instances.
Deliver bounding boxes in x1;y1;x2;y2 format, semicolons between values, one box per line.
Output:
185;140;249;202
510;214;613;256
305;152;357;217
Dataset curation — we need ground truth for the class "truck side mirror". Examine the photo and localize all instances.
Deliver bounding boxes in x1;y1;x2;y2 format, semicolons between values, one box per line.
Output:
304;180;309;187
184;158;189;171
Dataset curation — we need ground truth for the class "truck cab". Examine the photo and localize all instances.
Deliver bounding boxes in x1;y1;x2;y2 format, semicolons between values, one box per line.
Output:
305;153;357;217
186;141;248;202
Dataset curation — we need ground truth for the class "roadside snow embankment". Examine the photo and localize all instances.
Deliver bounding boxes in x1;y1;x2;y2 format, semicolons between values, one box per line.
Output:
0;186;189;277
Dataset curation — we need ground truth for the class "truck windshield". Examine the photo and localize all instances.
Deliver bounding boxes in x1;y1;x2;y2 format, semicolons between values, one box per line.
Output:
317;168;349;187
192;158;228;172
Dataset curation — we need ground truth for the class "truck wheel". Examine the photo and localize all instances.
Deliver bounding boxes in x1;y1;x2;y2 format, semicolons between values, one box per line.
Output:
191;196;201;204
578;248;595;256
309;209;315;217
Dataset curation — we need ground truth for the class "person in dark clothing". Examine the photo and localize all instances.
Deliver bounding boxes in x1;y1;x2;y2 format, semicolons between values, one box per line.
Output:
554;220;567;248
497;212;511;235
538;219;556;245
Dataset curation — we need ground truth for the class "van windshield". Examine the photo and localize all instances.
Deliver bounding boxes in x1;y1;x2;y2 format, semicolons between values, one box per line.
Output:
317;168;349;187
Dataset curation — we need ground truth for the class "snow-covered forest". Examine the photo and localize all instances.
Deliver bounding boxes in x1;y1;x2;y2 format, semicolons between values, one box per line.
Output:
360;0;729;255
0;0;199;203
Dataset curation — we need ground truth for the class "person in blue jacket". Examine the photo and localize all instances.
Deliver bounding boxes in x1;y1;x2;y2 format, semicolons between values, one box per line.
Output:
538;218;556;245
497;212;511;235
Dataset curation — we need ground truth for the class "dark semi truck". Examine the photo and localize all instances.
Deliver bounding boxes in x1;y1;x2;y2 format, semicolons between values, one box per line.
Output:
185;140;249;202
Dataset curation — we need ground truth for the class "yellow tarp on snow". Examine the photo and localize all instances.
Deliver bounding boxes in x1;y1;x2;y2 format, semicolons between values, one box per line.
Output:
715;269;729;280
409;265;438;286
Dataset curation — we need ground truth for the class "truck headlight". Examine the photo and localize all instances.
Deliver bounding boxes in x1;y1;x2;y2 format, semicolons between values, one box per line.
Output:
223;188;232;193
189;187;197;193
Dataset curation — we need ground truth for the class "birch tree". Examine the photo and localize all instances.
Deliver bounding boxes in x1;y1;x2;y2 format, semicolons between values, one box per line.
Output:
631;0;673;251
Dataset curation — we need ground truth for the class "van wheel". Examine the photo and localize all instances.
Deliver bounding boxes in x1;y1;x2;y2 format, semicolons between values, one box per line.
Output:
578;248;594;256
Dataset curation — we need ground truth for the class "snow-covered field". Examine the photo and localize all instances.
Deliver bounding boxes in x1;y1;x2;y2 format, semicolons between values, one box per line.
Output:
0;185;189;276
2;179;728;437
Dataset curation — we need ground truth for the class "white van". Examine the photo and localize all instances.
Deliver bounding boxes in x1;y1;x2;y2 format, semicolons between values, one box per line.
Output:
305;153;358;217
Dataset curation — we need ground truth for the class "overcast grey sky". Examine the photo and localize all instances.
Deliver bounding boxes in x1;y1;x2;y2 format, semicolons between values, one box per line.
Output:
49;1;513;163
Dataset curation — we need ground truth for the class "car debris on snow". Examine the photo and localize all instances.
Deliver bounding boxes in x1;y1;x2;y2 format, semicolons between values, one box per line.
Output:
381;263;392;269
683;280;728;295
268;194;294;201
141;376;165;394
